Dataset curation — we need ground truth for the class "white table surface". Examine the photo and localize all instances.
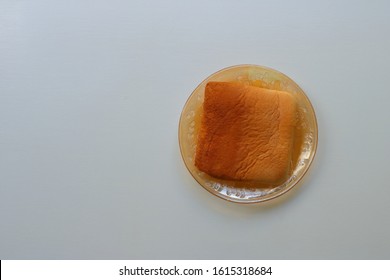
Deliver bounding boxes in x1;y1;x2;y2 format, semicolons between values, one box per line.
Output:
1;0;390;259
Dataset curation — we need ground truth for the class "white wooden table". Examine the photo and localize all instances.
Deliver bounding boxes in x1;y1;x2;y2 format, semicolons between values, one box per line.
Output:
1;0;389;259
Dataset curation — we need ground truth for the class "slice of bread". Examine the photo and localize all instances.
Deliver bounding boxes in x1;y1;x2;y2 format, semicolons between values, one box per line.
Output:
195;81;296;184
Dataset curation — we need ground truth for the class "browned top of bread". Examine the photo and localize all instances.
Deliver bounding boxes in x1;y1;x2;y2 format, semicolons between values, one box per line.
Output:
195;81;296;183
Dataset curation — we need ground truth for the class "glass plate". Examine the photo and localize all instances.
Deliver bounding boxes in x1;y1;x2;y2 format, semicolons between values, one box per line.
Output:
179;65;318;203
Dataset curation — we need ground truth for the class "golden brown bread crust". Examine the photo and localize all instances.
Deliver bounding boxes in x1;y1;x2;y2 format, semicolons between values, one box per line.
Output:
195;81;296;183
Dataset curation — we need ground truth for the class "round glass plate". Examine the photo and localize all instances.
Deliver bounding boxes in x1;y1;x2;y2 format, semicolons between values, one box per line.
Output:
179;65;318;203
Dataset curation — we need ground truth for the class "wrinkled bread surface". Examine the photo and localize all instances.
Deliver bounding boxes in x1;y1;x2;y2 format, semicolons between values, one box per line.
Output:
195;81;296;183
